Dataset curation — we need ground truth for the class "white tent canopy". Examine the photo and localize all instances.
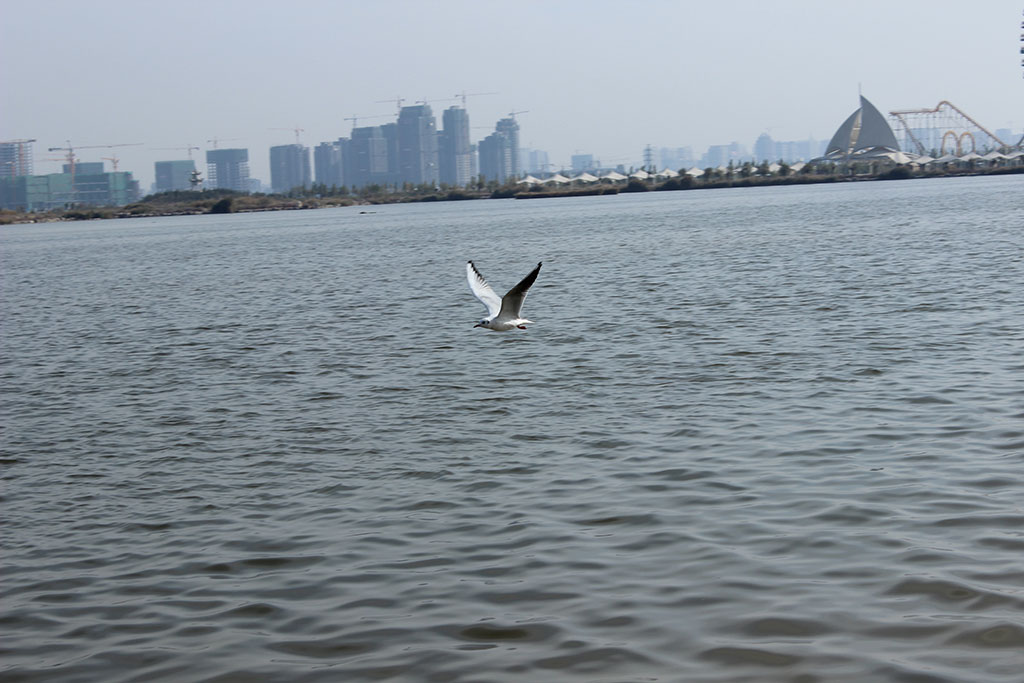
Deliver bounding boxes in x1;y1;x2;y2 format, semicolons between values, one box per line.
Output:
685;167;704;177
600;171;627;181
543;173;570;184
571;172;599;183
629;170;650;179
517;175;541;185
655;168;679;178
880;151;915;164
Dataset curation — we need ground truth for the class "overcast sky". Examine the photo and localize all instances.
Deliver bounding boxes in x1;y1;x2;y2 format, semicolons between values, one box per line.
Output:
2;0;1022;189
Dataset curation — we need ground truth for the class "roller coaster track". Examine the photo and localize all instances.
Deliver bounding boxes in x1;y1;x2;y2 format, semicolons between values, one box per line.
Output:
888;101;1013;155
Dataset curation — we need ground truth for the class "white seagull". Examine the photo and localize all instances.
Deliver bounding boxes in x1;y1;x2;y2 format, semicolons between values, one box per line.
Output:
466;260;543;331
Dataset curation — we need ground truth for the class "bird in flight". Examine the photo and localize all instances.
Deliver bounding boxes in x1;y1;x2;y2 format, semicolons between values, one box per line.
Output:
466;260;542;331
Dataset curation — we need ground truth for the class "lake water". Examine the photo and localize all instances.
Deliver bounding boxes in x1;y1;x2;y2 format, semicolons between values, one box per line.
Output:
2;175;1023;682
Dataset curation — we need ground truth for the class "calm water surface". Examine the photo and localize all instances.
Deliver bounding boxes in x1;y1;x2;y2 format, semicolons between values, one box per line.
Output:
2;175;1023;682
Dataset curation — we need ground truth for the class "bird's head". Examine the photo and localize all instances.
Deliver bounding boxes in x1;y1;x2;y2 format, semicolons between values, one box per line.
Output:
474;319;488;328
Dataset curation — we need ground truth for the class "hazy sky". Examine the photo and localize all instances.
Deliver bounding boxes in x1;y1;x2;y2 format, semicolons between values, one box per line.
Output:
2;0;1022;189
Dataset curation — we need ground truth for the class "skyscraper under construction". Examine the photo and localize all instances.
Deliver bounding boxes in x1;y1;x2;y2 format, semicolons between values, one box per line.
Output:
0;139;35;178
269;144;311;193
439;106;473;187
206;148;250;192
397;105;439;186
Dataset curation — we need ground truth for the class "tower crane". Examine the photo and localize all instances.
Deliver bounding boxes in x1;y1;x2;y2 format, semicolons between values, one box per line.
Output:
507;110;530;120
206;137;242;149
412;96;454;106
376;96;405;114
46;141;142;187
153;145;200;160
271;127;305;144
343;114;391;128
454;91;497;108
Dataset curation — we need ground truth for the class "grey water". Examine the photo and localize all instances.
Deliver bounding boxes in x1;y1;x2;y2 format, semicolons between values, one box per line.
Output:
2;175;1023;682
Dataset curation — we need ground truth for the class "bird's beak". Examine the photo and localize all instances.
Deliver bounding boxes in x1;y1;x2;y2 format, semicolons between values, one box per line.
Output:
473;323;482;328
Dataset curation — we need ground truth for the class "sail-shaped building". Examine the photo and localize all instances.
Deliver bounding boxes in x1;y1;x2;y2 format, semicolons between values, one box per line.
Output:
817;96;910;163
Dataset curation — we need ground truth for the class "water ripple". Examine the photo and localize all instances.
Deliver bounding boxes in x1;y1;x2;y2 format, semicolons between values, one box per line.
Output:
3;177;1024;681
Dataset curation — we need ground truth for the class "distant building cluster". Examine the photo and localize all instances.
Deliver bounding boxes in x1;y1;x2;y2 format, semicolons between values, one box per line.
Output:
687;136;829;170
517;96;1023;188
1;139;140;211
192;105;522;195
0;103;527;210
3;87;1022;211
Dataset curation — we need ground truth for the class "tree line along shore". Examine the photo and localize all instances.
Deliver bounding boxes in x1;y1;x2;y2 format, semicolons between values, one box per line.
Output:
2;164;1021;225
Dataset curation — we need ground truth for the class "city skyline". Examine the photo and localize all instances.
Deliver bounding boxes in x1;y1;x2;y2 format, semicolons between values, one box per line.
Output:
2;1;1021;190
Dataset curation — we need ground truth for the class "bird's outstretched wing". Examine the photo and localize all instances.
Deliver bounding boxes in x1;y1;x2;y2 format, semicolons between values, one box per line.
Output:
498;262;542;320
466;261;502;317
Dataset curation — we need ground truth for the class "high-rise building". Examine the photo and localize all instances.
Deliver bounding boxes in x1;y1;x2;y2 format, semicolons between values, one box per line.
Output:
154;160;196;192
206;148;250;192
439;106;473;187
774;139;821;162
522;148;549;174
494;117;520;177
314;140;346;188
397;104;439;186
479;116;524;182
0;139;35;178
754;133;776;162
659;147;695;171
349;125;397;189
269;144;311;193
478;131;513;183
700;142;748;168
380;123;399;183
571;154;596;172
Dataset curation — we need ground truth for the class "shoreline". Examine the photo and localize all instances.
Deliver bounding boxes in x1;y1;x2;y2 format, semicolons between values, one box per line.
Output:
2;166;1021;226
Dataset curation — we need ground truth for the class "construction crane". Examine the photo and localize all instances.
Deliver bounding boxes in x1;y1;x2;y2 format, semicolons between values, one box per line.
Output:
153;145;200;160
343;114;391;128
376;96;405;114
46;141;142;187
271;127;305;144
38;157;70;169
102;155;122;172
207;137;242;149
454;91;497;108
412;96;454;106
507;110;529;120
